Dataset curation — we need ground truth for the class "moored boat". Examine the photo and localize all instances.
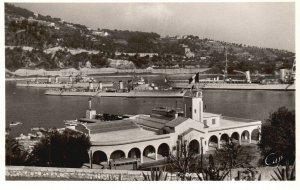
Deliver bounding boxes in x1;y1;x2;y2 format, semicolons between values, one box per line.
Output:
9;121;22;127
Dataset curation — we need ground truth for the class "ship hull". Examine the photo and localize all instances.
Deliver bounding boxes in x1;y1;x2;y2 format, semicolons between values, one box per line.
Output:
16;82;113;88
45;90;186;98
169;82;295;91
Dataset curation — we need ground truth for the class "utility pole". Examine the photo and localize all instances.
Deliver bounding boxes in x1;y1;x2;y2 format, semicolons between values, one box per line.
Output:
90;150;93;169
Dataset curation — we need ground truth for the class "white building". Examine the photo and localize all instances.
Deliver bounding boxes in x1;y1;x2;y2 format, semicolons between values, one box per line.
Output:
92;31;109;37
69;91;261;166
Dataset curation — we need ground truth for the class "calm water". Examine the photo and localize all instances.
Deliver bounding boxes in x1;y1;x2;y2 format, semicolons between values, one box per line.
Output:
6;75;295;137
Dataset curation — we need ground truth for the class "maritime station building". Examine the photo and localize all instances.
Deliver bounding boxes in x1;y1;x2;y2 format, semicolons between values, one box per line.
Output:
68;91;262;166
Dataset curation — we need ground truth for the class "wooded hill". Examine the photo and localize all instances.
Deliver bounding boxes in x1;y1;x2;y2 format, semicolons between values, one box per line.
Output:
5;3;295;74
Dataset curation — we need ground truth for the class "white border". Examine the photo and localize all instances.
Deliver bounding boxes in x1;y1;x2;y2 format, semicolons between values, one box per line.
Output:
1;1;298;190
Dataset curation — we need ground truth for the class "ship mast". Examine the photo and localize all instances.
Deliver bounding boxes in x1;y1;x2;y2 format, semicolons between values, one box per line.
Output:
224;47;228;80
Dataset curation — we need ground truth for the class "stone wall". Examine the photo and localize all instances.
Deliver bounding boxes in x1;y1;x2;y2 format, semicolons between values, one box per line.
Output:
5;166;179;181
6;166;277;181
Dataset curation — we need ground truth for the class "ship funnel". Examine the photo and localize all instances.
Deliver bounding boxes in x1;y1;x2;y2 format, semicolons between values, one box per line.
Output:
88;97;92;110
245;71;251;83
174;113;178;118
99;81;103;91
280;69;286;83
119;81;124;90
89;81;94;91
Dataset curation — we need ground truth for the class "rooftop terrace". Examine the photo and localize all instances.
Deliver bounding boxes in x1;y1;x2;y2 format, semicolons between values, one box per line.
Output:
90;128;169;146
207;116;261;132
86;120;138;134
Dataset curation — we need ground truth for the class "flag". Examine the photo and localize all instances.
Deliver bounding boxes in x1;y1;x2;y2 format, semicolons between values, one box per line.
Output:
189;76;195;84
189;72;200;84
195;72;200;83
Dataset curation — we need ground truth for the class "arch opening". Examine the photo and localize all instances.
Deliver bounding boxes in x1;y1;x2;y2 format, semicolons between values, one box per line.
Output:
241;130;250;143
110;150;125;160
128;148;141;159
143;145;156;160
251;129;259;141
220;133;230;143
231;132;240;143
188;139;200;154
157;143;170;158
92;150;108;165
208;135;218;148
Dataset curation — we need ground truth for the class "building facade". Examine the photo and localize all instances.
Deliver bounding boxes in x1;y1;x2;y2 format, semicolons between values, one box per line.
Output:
69;91;261;166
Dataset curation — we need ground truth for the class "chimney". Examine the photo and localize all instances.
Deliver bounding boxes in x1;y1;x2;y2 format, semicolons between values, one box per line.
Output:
174;112;178;118
89;80;94;91
119;81;124;90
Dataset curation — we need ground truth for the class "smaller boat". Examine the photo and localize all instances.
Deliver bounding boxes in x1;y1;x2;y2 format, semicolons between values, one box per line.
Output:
64;119;79;126
9;121;22;127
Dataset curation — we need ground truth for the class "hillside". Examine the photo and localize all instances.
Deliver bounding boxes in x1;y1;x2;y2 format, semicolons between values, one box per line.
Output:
5;3;295;74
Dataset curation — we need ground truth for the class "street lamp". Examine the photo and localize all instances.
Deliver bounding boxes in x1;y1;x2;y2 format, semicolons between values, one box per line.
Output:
200;137;204;170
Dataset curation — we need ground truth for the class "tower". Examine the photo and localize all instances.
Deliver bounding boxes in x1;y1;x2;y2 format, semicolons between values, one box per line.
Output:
86;97;96;119
183;90;204;122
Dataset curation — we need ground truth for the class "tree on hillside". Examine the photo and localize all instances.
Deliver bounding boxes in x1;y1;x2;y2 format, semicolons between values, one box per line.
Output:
258;107;295;165
28;129;91;168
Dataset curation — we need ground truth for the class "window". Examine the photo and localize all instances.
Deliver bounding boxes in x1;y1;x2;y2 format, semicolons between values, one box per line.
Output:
212;119;216;125
194;109;197;113
203;120;207;125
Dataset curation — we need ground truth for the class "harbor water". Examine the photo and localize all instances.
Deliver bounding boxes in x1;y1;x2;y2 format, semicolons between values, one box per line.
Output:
6;75;295;137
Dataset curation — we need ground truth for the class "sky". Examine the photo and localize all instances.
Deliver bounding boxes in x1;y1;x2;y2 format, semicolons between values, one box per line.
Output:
14;2;295;52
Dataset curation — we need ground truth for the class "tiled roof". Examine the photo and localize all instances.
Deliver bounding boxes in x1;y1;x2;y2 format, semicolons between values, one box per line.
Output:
165;117;189;128
133;115;169;130
86;119;138;134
